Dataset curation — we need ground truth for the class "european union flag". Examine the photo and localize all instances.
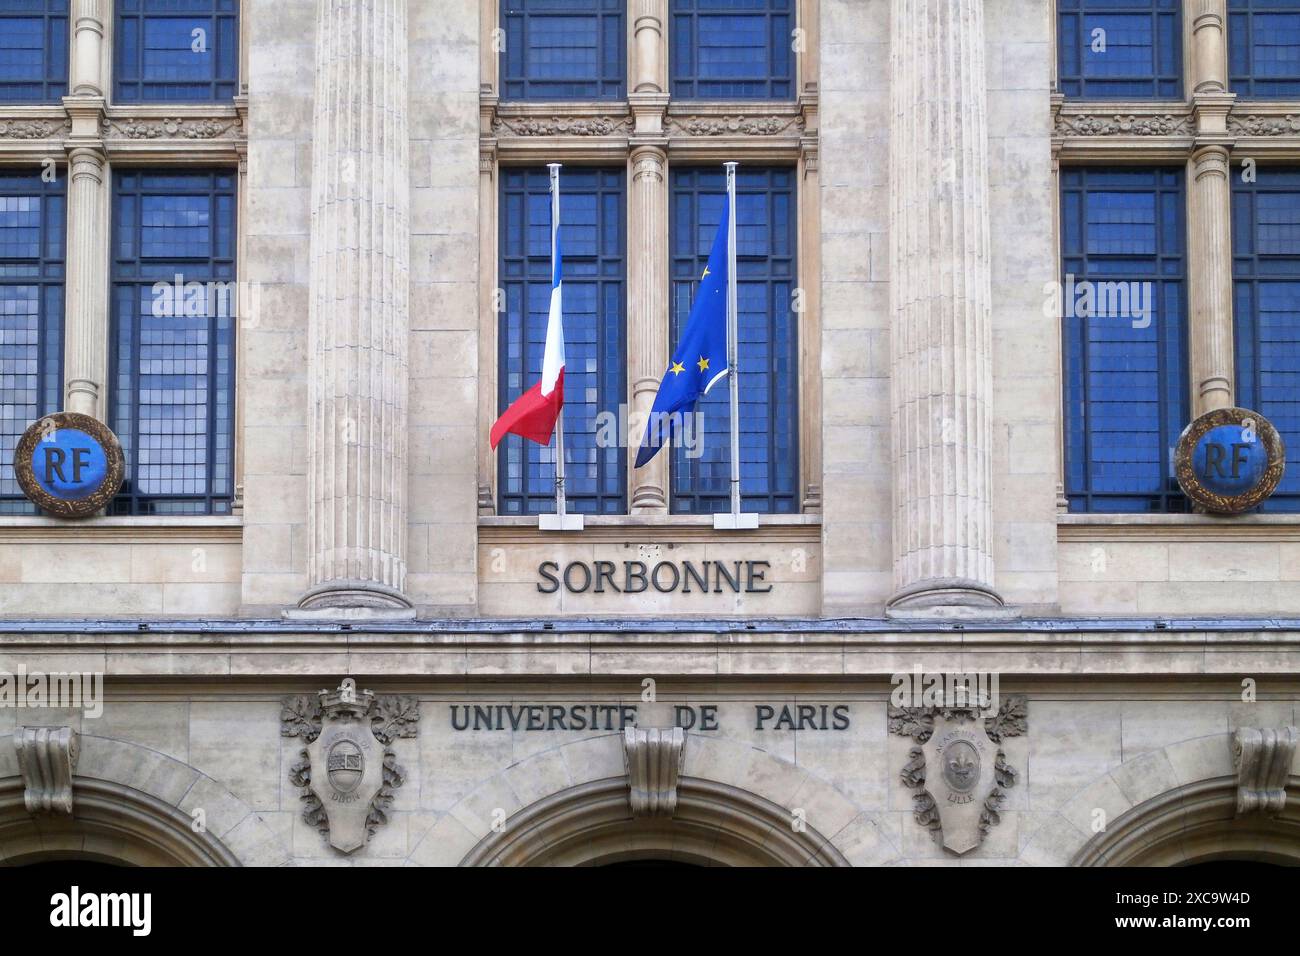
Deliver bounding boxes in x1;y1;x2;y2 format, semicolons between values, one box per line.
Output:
635;202;730;468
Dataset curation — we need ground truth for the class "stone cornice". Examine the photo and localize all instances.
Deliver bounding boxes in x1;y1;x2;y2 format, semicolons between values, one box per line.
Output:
1052;99;1196;159
5;624;1300;680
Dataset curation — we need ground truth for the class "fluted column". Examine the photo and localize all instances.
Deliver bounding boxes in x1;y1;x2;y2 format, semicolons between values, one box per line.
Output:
1188;0;1236;415
1189;146;1235;414
628;145;670;513
63;147;107;418
1191;0;1228;93
71;0;105;96
300;0;411;611
887;0;1001;611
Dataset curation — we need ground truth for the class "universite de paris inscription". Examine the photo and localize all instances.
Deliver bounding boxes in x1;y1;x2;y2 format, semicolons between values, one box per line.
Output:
449;703;852;732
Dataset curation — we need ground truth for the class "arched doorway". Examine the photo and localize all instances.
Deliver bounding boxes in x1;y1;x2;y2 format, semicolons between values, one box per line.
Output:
459;778;849;867
0;734;290;867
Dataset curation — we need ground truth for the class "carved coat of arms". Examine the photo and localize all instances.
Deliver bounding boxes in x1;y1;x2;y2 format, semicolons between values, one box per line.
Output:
281;679;419;853
889;696;1027;855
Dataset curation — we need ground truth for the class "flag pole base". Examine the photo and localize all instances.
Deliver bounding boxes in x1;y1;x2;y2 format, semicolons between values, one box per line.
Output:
539;512;585;531
713;512;758;530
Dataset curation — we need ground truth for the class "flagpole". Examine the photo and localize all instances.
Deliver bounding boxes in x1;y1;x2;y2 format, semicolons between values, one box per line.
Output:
716;162;757;530
550;164;568;523
539;162;582;532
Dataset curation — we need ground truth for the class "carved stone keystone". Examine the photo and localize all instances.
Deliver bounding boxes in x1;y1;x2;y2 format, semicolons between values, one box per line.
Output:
15;726;79;815
623;727;685;817
281;679;419;853
889;697;1027;855
1232;726;1297;817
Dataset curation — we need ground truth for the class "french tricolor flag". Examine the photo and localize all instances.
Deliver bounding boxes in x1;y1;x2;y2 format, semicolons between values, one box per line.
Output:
489;235;565;449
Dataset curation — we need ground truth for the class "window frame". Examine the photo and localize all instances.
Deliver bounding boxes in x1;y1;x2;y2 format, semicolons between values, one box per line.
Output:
1229;0;1300;98
108;168;237;516
0;169;66;515
1060;166;1190;514
0;0;70;104
496;165;628;516
1231;166;1300;511
1056;0;1183;100
669;0;795;101
114;0;239;104
499;0;626;101
668;164;799;516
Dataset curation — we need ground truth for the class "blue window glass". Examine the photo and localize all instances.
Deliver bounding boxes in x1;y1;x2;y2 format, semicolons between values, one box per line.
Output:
0;0;68;103
0;169;64;515
1232;168;1300;511
115;0;238;103
1230;0;1300;97
1057;0;1182;98
501;0;624;100
110;170;236;515
1061;168;1188;512
670;167;797;514
671;0;793;100
498;167;625;515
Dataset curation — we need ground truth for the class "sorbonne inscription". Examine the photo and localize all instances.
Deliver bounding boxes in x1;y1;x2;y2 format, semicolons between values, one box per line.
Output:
536;559;774;594
449;703;851;731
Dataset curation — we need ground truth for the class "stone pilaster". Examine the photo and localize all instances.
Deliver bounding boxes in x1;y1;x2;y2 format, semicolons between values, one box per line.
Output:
1189;145;1235;414
1188;0;1236;416
63;146;107;418
1191;0;1228;94
887;0;1001;612
628;144;670;513
633;0;666;94
71;0;105;96
299;0;411;612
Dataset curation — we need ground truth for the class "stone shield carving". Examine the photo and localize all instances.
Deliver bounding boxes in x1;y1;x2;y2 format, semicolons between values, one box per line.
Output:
889;696;1026;855
281;679;419;853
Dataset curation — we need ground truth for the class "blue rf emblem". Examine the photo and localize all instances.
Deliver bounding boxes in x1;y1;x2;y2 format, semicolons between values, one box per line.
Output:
1174;407;1285;514
14;412;125;518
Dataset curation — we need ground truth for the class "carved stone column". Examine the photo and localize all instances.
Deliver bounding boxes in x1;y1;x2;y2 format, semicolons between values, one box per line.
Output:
887;0;1002;612
628;145;670;513
71;0;105;96
1189;145;1235;414
63;146;107;418
633;0;666;94
1191;0;1228;94
299;0;411;612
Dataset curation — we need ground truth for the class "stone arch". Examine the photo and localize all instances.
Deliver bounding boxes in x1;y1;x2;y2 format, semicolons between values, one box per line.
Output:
1016;731;1300;867
0;733;290;867
406;731;901;866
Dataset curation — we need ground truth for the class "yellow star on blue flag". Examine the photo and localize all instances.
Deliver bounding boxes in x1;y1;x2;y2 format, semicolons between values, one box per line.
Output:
636;202;730;468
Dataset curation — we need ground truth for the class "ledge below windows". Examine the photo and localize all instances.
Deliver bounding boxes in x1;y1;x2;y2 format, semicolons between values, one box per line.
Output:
0;515;242;543
1058;512;1300;541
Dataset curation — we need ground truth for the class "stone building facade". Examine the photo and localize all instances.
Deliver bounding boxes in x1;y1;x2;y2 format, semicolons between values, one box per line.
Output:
0;0;1299;867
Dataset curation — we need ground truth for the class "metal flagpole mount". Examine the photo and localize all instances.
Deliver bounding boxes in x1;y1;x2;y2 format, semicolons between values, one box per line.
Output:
714;161;758;531
540;162;584;532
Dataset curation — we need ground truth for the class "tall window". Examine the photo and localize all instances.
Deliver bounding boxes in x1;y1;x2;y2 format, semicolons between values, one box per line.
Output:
670;0;793;100
670;167;797;514
115;0;238;103
1229;0;1300;97
1233;168;1300;511
0;0;68;103
1061;168;1188;512
110;170;236;515
1057;0;1182;98
498;167;625;515
0;170;64;515
500;0;624;100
